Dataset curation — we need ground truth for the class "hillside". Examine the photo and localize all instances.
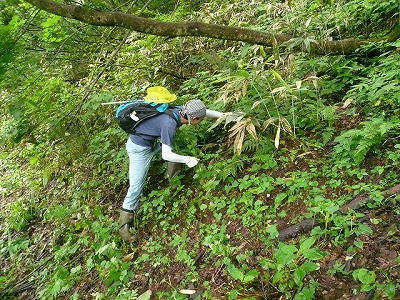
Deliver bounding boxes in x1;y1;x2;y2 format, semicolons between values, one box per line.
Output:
0;0;399;299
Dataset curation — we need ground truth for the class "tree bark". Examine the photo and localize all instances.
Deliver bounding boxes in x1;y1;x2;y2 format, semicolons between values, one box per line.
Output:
23;0;398;55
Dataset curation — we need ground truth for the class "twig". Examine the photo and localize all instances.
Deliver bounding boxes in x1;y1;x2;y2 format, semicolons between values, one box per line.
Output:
100;100;132;105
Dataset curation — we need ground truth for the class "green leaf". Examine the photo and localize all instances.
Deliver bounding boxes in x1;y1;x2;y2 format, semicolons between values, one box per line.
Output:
325;204;340;214
51;279;63;296
274;243;298;266
294;261;320;286
239;44;250;59
302;248;328;260
353;240;364;249
299;236;316;252
243;269;260;283
353;223;373;236
274;193;287;206
352;268;376;285
266;224;279;239
272;269;285;284
229;289;239;300
271;70;290;89
300;261;320;273
227;265;243;281
294;267;306;286
385;282;396;298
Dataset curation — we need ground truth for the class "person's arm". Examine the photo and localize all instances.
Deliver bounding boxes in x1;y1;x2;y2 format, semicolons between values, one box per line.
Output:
161;144;198;167
206;109;224;118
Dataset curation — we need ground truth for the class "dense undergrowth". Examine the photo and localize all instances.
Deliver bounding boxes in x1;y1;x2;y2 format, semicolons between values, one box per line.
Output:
1;0;399;299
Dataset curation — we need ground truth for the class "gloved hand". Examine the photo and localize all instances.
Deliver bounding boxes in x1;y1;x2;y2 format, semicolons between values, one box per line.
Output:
185;156;199;168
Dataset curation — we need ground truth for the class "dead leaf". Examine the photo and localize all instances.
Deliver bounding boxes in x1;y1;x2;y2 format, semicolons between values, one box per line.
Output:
342;98;353;108
246;122;258;140
179;289;196;295
280;117;292;133
263;117;278;130
251;100;263;109
274;126;281;149
229;120;247;137
312;79;318;89
137;290;152;300
234;128;245;154
242;79;247;97
271;86;286;94
122;252;135;261
305;18;311;27
288;54;295;74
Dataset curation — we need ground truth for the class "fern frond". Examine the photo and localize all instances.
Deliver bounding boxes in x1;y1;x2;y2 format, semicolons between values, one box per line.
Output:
333;116;400;164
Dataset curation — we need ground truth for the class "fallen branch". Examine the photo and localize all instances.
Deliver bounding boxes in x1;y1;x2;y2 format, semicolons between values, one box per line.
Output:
339;183;400;213
278;183;400;241
278;219;317;241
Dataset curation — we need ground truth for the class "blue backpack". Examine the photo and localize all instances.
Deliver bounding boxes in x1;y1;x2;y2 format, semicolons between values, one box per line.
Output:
115;98;179;134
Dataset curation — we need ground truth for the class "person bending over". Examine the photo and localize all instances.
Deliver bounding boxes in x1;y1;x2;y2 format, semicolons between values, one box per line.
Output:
119;98;207;242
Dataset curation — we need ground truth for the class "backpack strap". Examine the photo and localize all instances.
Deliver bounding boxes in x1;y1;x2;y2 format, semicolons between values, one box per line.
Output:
165;109;181;126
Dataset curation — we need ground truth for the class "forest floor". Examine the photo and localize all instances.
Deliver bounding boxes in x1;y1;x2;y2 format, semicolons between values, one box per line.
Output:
1;112;399;300
5;181;399;300
107;144;400;299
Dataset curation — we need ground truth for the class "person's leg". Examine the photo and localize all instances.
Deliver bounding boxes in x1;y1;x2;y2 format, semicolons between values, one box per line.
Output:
122;139;157;211
119;139;159;242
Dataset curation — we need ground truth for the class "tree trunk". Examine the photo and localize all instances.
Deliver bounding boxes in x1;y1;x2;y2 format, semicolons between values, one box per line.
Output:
23;0;398;55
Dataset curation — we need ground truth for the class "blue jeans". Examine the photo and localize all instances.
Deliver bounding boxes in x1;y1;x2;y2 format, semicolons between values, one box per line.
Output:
122;138;161;211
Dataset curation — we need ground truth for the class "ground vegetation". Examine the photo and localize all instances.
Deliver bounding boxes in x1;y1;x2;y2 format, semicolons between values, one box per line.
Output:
0;0;399;299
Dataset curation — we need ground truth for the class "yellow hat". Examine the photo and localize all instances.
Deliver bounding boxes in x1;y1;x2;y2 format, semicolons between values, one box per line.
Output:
144;86;177;103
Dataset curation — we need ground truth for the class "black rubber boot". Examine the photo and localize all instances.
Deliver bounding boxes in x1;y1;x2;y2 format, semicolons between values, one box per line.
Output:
118;210;136;243
168;162;184;190
168;162;183;180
